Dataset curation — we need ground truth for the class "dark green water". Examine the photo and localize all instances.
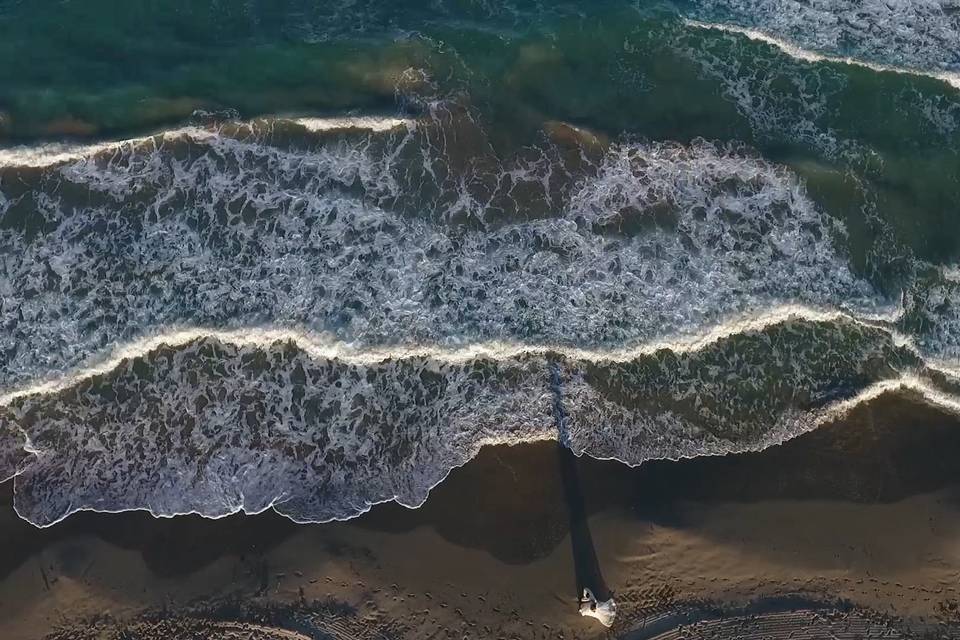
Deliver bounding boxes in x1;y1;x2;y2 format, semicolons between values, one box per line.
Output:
2;1;959;267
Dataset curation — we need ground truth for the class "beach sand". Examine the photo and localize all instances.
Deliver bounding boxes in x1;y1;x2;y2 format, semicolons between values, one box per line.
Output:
2;389;960;639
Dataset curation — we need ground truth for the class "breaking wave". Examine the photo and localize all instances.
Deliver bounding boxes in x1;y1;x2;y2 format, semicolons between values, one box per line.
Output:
0;113;885;391
2;112;958;526
3;315;950;527
684;0;960;82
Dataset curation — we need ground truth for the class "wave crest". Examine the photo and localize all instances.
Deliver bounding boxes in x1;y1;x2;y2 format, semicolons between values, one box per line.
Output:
0;115;883;393
2;315;939;527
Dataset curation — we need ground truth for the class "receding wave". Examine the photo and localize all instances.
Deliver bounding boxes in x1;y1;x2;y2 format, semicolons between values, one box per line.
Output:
3;314;949;527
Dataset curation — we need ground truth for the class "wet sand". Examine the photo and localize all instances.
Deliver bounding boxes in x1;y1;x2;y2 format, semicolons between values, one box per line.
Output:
3;389;960;639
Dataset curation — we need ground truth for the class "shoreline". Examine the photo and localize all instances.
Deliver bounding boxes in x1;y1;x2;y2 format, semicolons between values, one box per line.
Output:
4;389;960;637
6;373;960;530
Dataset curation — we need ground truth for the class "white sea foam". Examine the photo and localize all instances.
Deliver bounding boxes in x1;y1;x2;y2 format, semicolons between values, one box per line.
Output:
293;116;415;132
7;342;558;527
0;141;138;170
0;316;932;527
677;5;960;163
685;19;960;90
0;120;888;393
900;264;960;368
0;116;415;170
686;0;960;82
0;304;906;407
4;115;957;528
674;24;861;158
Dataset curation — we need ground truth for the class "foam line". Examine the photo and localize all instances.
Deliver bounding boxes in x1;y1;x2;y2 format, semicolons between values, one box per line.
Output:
0;115;413;169
0;302;908;407
685;19;960;90
292;116;414;132
13;429;560;530
562;372;960;470
0;131;888;394
11;370;960;530
4;310;958;529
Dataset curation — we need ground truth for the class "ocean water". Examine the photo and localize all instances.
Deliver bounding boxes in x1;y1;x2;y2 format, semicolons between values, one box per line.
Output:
1;0;960;526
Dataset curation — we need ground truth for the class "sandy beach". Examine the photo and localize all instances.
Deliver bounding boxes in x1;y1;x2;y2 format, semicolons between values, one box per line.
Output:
0;389;958;638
